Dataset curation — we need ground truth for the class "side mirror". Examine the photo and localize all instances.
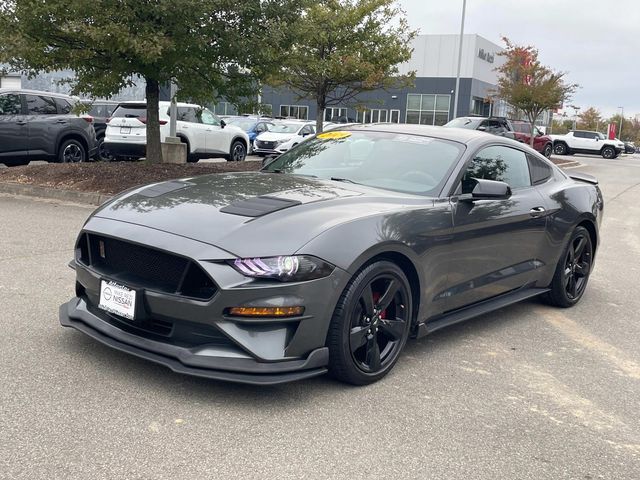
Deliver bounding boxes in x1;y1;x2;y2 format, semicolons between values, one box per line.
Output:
459;178;512;202
220;119;226;129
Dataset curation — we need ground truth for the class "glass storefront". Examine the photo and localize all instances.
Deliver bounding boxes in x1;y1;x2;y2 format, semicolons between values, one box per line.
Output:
405;94;451;126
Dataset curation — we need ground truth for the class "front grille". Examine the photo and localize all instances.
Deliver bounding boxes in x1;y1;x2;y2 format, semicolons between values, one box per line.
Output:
77;233;216;300
256;140;275;149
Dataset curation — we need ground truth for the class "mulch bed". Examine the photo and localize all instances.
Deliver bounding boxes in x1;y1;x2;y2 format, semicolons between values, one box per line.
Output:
0;161;261;195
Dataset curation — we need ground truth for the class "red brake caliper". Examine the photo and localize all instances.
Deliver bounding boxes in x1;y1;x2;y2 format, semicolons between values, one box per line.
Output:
372;292;387;319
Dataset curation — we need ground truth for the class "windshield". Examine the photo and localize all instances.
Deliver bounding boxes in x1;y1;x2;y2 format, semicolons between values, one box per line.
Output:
269;122;303;134
262;131;464;196
445;117;482;129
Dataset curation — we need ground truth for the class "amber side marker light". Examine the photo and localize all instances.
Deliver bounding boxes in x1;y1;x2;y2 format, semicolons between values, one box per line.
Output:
228;306;305;318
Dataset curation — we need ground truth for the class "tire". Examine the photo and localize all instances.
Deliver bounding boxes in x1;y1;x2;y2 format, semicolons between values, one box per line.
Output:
543;143;553;158
601;146;616;159
96;137;113;162
58;139;87;163
226;140;247;162
544;226;594;308
327;260;413;385
554;142;568;155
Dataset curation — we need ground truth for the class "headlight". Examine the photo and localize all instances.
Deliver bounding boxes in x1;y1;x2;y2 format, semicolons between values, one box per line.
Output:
229;255;334;282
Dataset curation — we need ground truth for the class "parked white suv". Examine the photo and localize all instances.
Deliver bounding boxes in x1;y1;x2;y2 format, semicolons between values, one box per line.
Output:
549;130;624;159
104;101;250;161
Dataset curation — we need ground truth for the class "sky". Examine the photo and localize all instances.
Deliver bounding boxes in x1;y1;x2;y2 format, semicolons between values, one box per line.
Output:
399;0;640;119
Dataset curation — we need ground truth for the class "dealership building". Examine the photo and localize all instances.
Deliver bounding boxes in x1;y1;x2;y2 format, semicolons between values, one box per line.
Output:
254;33;507;125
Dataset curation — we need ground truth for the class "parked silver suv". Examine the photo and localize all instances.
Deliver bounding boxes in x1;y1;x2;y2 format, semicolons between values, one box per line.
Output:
0;89;97;166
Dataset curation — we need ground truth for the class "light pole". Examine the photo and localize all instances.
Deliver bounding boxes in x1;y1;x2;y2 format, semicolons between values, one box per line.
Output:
618;106;624;140
570;105;580;130
452;0;467;119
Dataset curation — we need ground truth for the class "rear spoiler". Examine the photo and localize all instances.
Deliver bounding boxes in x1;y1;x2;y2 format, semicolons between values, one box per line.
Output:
568;172;598;185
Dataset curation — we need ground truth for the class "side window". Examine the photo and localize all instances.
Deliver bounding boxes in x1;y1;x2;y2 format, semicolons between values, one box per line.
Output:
175;107;198;123
255;122;266;133
573;131;585;138
0;94;22;115
25;95;58;114
300;125;314;135
199;109;220;126
462;145;532;193
55;98;72;114
587;132;598;140
527;154;553;185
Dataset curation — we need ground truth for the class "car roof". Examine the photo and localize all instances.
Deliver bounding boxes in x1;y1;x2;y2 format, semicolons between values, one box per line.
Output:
0;88;75;100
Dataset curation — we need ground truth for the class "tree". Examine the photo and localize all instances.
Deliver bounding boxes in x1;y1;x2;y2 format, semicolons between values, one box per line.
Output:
0;0;302;162
495;38;578;148
578;107;603;131
269;0;416;133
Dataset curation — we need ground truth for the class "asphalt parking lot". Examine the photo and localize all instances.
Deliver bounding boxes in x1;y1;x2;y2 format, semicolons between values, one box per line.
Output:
1;154;639;479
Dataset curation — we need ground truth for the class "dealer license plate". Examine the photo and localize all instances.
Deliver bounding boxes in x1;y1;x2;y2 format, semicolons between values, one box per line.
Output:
98;280;136;320
120;127;131;134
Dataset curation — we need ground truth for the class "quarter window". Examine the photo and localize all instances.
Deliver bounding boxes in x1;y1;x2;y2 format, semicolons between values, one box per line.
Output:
25;95;58;115
174;107;199;123
0;94;22;115
54;98;73;114
462;146;531;193
406;94;451;126
527;154;553;185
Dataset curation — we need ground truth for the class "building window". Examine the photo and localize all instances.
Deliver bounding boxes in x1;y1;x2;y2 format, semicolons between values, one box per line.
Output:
472;97;491;117
406;94;450;126
357;109;388;123
390;109;401;123
213;102;238;116
280;105;308;120
325;107;349;121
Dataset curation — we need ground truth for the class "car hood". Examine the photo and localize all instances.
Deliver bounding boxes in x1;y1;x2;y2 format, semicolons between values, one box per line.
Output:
257;132;296;141
91;172;419;258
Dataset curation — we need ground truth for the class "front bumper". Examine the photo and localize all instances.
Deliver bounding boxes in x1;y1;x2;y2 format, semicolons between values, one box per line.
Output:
104;141;146;158
60;218;348;384
60;298;328;385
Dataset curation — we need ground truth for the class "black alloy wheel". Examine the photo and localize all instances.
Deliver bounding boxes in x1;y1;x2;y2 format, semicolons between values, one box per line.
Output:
545;226;593;307
59;139;87;163
554;143;568;155
228;140;247;161
327;261;412;385
97;138;113;162
601;146;616;159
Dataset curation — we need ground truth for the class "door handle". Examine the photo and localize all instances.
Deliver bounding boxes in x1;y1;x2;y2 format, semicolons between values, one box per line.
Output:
15;120;27;126
530;206;546;217
55;119;67;124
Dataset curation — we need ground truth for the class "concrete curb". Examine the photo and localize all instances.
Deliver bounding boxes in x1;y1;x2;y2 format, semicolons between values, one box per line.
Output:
0;182;112;206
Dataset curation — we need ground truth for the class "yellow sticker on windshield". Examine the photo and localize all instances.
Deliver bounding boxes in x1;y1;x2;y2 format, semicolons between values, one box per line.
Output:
317;131;352;140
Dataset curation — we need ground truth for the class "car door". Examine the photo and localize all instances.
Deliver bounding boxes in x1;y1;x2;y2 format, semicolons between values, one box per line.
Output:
443;144;549;311
23;94;62;158
0;92;29;162
199;108;227;155
175;106;206;154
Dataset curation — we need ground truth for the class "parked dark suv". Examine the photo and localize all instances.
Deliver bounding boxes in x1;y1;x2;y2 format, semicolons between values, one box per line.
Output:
0;89;97;166
83;100;119;161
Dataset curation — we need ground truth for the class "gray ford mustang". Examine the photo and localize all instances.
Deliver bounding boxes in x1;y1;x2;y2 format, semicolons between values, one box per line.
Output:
60;124;603;385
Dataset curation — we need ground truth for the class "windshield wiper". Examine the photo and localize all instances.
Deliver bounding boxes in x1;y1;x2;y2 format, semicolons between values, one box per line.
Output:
330;177;359;185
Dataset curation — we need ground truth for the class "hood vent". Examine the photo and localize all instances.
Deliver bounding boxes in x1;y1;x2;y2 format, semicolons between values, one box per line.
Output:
220;195;302;217
138;180;194;198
